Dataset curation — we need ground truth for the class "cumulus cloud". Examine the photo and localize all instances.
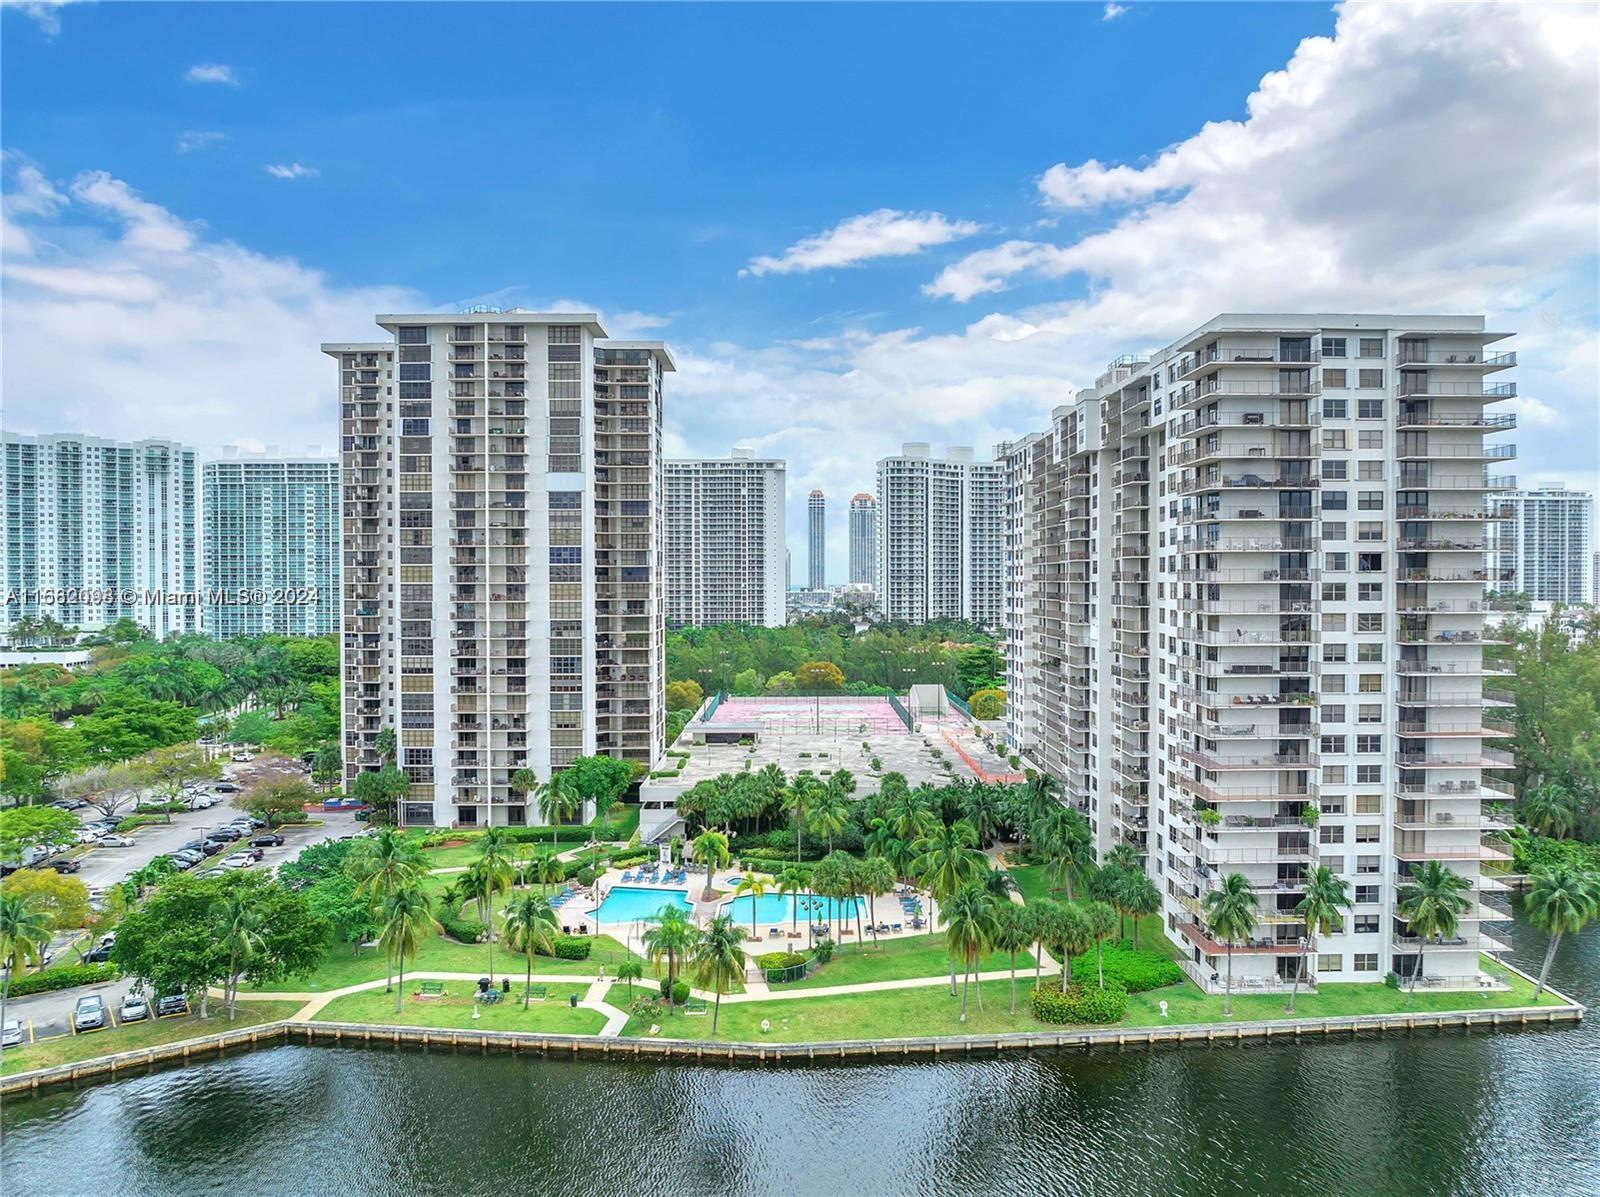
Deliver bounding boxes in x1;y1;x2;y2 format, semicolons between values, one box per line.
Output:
1103;3;1129;21
186;63;239;85
3;0;80;34
264;162;318;180
177;130;226;154
741;209;982;277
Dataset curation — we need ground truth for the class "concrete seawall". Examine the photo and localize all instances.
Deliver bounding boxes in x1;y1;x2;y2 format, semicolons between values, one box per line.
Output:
3;998;1583;1096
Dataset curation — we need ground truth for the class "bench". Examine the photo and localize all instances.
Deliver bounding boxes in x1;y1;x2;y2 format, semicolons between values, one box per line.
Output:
415;981;445;998
524;985;548;1003
684;998;709;1016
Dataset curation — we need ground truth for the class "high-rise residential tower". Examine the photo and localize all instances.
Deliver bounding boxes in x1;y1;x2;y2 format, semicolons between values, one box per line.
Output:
201;451;340;637
848;492;878;587
1;432;198;640
808;489;826;589
325;312;672;828
876;443;1004;625
664;446;786;627
1486;485;1594;605
1003;314;1518;994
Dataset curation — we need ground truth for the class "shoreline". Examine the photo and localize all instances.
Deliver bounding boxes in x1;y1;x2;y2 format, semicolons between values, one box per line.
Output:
4;972;1583;1097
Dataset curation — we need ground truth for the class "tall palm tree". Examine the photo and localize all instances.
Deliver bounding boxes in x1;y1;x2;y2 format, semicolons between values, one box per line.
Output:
616;956;645;1000
503;892;559;1008
1524;866;1599;998
689;914;747;1033
808;785;851;855
1288;867;1350;1013
962;782;1005;848
379;886;437;1014
538;777;580;849
212;895;265;1020
783;772;823;863
912;819;986;905
691;828;731;901
534;854;566;898
992;903;1035;1015
0;893;51;1037
858;856;897;947
1118;871;1161;949
347;828;426;993
1521;784;1577;841
1396;861;1472;1003
776;866;807;937
943;882;1001;1020
884;786;939;846
1082;900;1118;989
1203;872;1260;1017
475;828;517;983
641;904;697;1016
510;768;543;831
732;873;773;938
808;853;851;949
1036;806;1094;900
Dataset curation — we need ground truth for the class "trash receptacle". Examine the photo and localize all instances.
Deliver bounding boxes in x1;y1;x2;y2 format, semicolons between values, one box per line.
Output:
502;977;511;994
569;994;579;1008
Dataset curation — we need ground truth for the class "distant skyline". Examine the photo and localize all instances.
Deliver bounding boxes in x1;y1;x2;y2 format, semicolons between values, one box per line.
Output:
2;2;1596;579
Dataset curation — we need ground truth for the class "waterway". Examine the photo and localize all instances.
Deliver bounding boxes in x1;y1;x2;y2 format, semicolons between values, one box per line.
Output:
2;900;1595;1196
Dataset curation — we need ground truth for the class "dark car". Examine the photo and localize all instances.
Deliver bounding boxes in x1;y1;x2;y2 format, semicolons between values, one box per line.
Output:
211;826;244;841
170;851;203;869
249;833;285;848
155;994;190;1018
201;839;228;856
212;782;240;794
50;857;81;874
84;943;113;963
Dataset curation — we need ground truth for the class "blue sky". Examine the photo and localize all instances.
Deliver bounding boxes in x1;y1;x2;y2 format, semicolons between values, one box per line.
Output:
3;1;1597;581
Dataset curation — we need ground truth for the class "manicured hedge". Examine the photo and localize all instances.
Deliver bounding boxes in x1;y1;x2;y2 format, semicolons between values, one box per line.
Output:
1067;942;1183;993
1030;977;1128;1025
544;935;591;960
656;977;691;1005
438;913;486;944
10;962;118;997
755;950;808;971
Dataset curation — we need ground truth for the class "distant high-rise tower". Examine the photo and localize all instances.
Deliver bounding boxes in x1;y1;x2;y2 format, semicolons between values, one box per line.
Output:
876;444;1004;624
664;447;787;627
808;489;826;589
1486;486;1594;605
848;493;878;586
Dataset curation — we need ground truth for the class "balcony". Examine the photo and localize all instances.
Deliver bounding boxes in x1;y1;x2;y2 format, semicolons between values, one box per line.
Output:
1178;921;1309;956
1395;348;1515;369
1396;381;1517;399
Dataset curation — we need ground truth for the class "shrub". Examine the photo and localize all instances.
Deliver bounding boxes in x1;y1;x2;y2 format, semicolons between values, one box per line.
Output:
870;757;882;771
575;866;600;887
546;935;591;960
438;913;486;944
1067;942;1182;993
1030;977;1127;1025
657;977;691;1005
755;951;809;971
811;937;836;964
9;962;119;996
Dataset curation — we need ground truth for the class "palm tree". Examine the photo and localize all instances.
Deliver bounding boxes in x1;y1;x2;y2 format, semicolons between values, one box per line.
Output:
1396;861;1473;1002
1521;784;1577;841
690;828;731;901
783;773;822;864
858;856;897;947
1288;867;1350;1013
641;905;697;1016
808;785;851;854
912;819;986;904
962;782;1005;847
884;786;939;846
510;767;543;831
776;866;807;938
1203;873;1260;1017
1524;866;1599;998
1036;806;1094;900
689;914;747;1033
1082;900;1117;989
212;895;265;1020
992;903;1034;1015
538;777;580;849
0;893;51;1038
347;828;426;993
379;886;437;1014
732;873;773;938
503;892;559;1008
474;828;516;982
943;882;1001;1020
534;854;566;898
1118;871;1161;949
808;853;851;949
616;956;645;1000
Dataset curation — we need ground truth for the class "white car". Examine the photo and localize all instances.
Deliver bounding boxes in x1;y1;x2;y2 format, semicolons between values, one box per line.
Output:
231;751;253;763
221;853;255;869
0;1019;22;1049
119;993;150;1023
74;828;103;844
97;834;136;848
189;796;217;810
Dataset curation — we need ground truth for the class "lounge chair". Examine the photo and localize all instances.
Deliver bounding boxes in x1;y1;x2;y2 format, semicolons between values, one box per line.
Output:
891;923;903;933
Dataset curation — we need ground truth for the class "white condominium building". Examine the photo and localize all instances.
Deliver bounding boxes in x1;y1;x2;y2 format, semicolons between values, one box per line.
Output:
201;452;341;638
1486;486;1594;606
1;432;198;640
1004;314;1518;993
877;443;1004;625
325;312;672;829
664;446;786;628
848;492;878;586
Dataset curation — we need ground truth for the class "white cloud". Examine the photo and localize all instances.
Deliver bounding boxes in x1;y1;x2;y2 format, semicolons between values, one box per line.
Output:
185;63;239;86
264;162;318;180
3;0;81;35
1103;3;1129;21
177;130;226;154
741;209;982;277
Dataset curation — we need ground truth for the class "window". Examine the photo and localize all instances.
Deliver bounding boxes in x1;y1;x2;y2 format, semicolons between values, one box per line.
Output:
1323;764;1346;784
1354;914;1380;934
1323;460;1348;481
1356;764;1383;785
398;326;428;345
1326;552;1348;573
1323;644;1348;663
1356;793;1382;814
1323;613;1347;633
1320;824;1346;844
1322;337;1348;358
1356;734;1383;753
1323;582;1348;602
1323;521;1348;541
1323;489;1348;509
1358;582;1384;602
1358;397;1386;419
1358;674;1383;693
1355;885;1380;904
1321;735;1347;753
1356;824;1381;845
1358;369;1385;389
399;364;431;381
1359;338;1384;358
1357;613;1384;632
1359;430;1385;450
1323;429;1349;450
1321;702;1346;722
1323;674;1347;693
1323;397;1349;419
1357;552;1384;572
1358;491;1385;511
1318;954;1343;973
1359;460;1385;481
1357;643;1384;663
1323;368;1347;388
1358;521;1384;541
1354;953;1379;972
1358;703;1383;724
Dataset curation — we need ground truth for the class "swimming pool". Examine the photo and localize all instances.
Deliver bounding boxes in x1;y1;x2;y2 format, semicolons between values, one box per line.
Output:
593;886;692;924
721;892;864;926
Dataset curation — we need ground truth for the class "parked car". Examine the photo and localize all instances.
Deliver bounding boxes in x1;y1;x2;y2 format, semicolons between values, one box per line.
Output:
84;943;113;963
213;782;240;794
50;858;81;874
170;851;203;869
0;1019;22;1048
119;993;150;1023
221;853;254;869
189;796;218;810
201;840;228;856
211;827;244;842
73;828;103;845
250;833;285;848
73;996;107;1032
231;751;253;763
198;866;228;878
156;994;189;1018
98;834;135;848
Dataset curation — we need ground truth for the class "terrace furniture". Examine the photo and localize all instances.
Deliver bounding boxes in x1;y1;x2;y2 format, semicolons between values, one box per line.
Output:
476;989;503;1005
416;981;446;999
891;924;903;933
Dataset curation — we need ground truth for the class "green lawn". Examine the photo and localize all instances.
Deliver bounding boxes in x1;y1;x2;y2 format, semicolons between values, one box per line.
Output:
313;984;606;1035
1;1001;304;1076
240;931;633;994
783;932;1034;990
